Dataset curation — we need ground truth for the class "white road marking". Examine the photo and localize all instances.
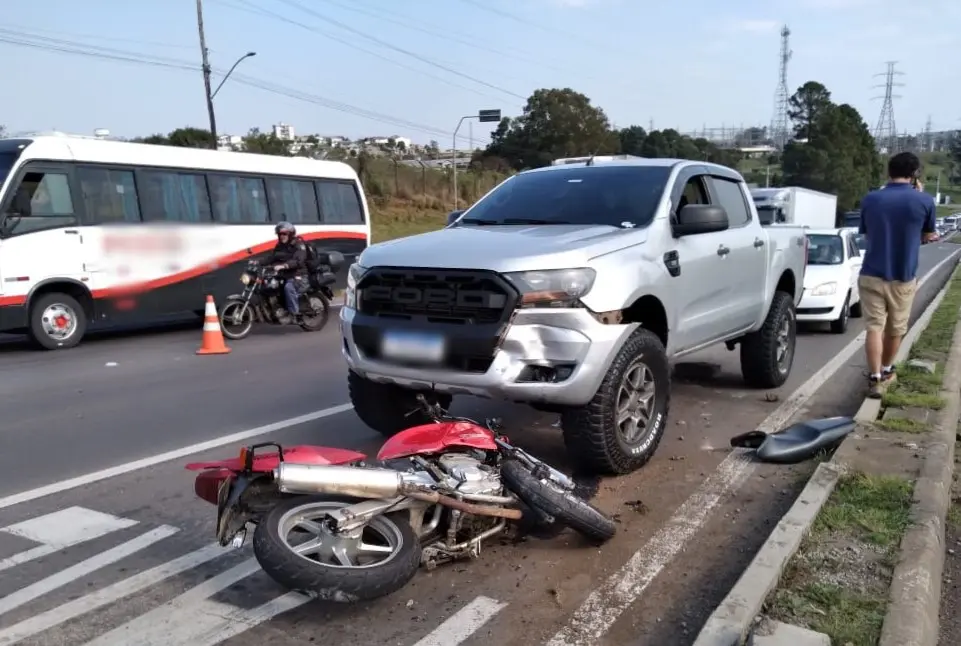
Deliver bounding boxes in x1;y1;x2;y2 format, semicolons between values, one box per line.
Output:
0;507;138;573
546;247;961;645
0;525;177;617
0;403;354;511
80;557;300;646
412;596;508;646
0;542;228;645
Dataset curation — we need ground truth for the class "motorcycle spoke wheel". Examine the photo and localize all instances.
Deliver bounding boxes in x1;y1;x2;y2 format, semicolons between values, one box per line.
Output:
219;302;253;339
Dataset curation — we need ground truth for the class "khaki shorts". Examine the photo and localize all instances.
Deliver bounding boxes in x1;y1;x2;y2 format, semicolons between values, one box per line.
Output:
858;274;917;337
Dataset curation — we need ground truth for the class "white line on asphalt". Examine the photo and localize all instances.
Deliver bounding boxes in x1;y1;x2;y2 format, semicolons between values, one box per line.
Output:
0;543;229;645
79;557;307;646
0;403;355;511
0;525;178;618
545;246;961;645
0;507;138;573
412;596;508;646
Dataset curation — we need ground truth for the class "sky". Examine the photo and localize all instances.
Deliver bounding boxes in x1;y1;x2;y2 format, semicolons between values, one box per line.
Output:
2;0;958;149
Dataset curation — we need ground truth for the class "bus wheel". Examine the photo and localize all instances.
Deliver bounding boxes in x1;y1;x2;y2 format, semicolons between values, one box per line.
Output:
28;293;88;351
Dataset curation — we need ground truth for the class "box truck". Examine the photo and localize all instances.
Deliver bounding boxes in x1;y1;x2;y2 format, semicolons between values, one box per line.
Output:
751;187;838;228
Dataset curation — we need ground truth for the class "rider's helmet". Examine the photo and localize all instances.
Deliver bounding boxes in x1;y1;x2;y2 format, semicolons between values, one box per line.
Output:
274;221;296;239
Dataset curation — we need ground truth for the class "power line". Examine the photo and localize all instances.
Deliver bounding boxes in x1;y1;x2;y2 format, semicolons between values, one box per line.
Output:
272;0;527;100
216;0;509;104
0;28;490;145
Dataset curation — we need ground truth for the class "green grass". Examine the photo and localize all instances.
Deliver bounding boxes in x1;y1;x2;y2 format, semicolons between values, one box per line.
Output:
767;473;913;646
876;417;931;434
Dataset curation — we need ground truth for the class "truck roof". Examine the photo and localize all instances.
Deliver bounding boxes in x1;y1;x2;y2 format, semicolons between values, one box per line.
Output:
520;157;744;182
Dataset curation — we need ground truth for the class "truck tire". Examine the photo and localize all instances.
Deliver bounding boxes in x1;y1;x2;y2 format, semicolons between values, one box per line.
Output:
28;292;88;351
347;370;452;437
560;328;671;476
739;290;796;388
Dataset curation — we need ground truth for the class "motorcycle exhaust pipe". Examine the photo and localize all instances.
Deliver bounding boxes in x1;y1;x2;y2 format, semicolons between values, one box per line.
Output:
275;463;407;499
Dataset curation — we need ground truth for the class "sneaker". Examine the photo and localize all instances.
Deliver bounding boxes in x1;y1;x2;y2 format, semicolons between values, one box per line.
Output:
882;365;897;385
868;375;885;399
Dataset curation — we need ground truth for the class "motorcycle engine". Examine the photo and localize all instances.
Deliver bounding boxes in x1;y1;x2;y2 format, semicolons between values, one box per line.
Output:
437;453;501;497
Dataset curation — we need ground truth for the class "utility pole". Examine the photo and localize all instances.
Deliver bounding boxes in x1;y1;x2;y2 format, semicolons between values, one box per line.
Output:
195;0;218;148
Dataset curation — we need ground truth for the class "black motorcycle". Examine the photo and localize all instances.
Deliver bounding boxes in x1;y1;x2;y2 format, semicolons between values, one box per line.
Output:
218;250;344;340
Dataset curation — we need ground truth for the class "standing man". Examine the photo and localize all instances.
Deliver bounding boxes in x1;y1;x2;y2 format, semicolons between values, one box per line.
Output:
858;152;937;398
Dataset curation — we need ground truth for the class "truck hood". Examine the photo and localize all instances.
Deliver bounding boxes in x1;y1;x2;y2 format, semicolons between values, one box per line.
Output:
359;225;647;271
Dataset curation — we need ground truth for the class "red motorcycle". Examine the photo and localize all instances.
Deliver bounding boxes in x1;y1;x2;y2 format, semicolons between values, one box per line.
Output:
185;396;615;602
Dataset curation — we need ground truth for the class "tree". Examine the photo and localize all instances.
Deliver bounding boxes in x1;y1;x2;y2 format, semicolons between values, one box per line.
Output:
949;131;961;185
0;124;6;138
781;86;880;215
132;127;214;149
617;125;647;156
242;128;290;156
787;81;833;141
482;88;618;170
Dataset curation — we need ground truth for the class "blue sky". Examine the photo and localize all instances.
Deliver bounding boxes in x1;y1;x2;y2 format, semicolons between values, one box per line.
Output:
2;0;958;148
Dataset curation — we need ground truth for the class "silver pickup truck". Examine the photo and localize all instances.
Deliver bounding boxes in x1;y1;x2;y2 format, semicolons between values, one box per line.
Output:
341;158;808;475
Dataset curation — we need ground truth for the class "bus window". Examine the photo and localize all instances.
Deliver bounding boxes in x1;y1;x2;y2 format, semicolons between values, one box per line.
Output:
77;167;142;224
208;174;269;224
316;180;364;224
266;178;319;224
139;170;212;223
2;170;77;235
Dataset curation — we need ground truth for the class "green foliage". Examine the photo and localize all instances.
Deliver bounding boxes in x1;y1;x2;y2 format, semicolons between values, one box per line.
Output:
479;87;742;171
135;127;216;149
949;130;961;185
780;82;881;214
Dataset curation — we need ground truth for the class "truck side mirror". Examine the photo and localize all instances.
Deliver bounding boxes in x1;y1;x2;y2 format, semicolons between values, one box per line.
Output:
672;204;729;236
446;209;465;226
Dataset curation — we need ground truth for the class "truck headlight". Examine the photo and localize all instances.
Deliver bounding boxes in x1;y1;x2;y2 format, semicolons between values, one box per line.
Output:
345;263;367;308
810;282;837;296
503;268;596;307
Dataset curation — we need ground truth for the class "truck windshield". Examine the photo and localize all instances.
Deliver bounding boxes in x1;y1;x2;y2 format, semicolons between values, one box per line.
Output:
842;212;860;227
460;165;672;228
806;234;844;265
0;152;17;188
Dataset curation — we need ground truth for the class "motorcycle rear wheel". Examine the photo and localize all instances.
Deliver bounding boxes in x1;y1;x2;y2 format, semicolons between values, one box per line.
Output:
501;460;616;543
219;300;254;340
252;495;421;602
299;295;330;332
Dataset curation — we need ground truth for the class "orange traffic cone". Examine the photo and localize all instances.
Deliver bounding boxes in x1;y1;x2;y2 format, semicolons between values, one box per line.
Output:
196;295;231;355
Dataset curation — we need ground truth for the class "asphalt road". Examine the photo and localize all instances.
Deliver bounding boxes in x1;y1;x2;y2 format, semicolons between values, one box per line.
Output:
0;241;958;646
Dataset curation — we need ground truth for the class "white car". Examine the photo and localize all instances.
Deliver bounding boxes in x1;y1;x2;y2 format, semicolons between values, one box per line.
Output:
798;228;863;334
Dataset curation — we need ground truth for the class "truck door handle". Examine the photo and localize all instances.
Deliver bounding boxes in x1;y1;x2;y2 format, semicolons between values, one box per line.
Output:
717;245;730;256
753;238;765;248
64;229;79;235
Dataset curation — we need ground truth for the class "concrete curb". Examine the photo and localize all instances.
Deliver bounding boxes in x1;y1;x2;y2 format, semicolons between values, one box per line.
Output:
691;257;961;646
877;312;961;646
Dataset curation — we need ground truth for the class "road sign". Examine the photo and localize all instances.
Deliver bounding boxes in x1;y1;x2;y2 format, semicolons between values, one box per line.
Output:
478;109;501;123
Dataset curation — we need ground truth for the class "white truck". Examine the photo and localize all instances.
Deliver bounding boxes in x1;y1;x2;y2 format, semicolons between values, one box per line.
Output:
751;187;838;228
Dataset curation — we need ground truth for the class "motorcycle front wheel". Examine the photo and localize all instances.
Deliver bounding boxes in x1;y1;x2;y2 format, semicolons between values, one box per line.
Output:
219;300;254;339
299;295;330;332
501;460;617;543
252;495;421;602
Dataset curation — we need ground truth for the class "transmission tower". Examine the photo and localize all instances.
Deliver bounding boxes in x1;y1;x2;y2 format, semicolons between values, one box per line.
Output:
872;61;903;154
768;25;792;150
922;115;932;152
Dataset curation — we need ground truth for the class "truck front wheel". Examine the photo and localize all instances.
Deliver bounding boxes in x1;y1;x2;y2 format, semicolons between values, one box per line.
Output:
560;328;671;476
347;370;452;437
739;290;796;388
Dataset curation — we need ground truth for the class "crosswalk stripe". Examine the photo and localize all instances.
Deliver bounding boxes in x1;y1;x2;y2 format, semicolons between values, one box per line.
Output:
0;542;228;645
412;596;508;646
0;525;178;617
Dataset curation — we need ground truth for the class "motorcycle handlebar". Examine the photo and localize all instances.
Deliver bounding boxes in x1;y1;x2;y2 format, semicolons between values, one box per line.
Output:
412;394;502;432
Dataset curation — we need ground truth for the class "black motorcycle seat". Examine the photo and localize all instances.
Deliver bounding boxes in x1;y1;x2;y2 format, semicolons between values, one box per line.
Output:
751;416;855;464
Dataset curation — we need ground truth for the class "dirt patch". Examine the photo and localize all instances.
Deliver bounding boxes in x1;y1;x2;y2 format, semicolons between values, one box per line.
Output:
765;473;913;646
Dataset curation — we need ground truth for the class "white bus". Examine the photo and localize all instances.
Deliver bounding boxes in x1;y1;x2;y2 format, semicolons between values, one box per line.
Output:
0;134;370;349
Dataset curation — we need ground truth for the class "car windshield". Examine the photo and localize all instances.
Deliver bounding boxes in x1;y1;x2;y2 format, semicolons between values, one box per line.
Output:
0;152;17;189
853;233;867;251
806;234;844;265
459;165;672;228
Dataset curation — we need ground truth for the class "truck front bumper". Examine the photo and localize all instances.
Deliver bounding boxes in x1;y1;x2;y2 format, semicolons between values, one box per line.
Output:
340;306;637;407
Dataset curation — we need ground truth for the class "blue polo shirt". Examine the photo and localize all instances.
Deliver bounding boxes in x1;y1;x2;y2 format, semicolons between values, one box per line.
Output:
859;182;936;282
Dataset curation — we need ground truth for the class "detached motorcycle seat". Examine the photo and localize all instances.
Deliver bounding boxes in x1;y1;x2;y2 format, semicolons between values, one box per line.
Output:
731;416;855;464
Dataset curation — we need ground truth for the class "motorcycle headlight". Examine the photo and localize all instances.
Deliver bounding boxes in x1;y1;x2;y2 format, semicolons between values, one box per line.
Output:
810;282;837;296
345;263;367;309
240;273;251;285
503;268;596;308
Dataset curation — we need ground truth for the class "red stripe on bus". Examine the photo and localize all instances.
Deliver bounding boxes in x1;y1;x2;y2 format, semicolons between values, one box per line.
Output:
0;230;366;308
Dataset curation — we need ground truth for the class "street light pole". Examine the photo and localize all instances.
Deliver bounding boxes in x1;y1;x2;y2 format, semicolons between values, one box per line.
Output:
195;0;217;148
451;108;502;210
211;52;257;100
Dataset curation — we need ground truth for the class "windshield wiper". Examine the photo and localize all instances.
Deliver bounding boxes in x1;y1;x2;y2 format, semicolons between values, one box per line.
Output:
501;218;572;225
457;218;500;225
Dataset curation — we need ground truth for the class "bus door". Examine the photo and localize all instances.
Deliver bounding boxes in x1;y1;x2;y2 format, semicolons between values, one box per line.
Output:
0;164;89;298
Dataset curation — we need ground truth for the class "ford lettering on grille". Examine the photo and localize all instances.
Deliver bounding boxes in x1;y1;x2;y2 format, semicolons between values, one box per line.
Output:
364;285;505;309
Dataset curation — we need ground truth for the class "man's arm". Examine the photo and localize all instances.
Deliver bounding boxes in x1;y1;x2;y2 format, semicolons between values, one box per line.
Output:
922;196;937;242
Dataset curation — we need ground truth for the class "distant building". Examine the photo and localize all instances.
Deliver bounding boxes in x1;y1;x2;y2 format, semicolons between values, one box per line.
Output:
272;123;295;140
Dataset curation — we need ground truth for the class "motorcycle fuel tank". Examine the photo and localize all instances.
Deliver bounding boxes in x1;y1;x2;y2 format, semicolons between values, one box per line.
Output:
376;422;497;461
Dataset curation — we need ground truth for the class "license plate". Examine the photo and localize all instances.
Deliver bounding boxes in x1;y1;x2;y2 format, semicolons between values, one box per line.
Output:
381;330;446;364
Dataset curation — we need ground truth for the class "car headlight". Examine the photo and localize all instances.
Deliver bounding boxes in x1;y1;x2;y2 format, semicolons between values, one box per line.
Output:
503;268;596;307
810;282;837;296
345;263;367;308
240;273;251;285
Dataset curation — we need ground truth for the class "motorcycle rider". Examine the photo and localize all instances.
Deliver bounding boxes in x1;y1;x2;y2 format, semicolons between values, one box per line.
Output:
263;221;308;321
